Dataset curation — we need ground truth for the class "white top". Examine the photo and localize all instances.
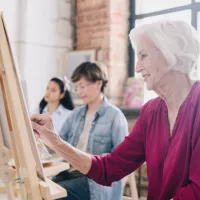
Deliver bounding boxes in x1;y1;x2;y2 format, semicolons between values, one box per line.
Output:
33;104;72;135
76;114;95;152
68;113;95;173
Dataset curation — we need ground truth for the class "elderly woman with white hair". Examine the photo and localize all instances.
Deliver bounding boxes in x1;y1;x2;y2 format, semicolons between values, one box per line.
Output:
31;20;200;200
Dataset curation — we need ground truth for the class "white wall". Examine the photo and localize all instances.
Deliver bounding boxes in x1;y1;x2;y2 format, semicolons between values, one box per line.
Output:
1;0;74;111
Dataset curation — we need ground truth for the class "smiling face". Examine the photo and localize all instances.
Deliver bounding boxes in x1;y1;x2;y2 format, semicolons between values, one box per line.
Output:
72;76;102;105
135;34;170;91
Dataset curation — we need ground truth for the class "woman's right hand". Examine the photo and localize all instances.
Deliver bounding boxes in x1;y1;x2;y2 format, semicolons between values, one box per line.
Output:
31;114;60;148
31;114;92;175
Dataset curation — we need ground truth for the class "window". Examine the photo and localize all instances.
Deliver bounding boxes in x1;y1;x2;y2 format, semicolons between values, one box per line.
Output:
135;10;191;27
128;1;200;103
136;0;191;14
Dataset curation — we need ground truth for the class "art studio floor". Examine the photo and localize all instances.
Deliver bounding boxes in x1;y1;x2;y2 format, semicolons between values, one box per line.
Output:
0;179;147;200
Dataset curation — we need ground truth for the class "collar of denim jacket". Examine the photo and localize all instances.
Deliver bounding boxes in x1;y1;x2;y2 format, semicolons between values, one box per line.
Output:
80;96;109;118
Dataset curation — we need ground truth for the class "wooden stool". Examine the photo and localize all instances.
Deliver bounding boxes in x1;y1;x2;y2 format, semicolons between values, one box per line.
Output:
123;172;138;200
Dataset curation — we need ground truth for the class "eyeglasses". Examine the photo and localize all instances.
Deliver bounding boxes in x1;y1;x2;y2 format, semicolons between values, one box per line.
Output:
71;83;92;93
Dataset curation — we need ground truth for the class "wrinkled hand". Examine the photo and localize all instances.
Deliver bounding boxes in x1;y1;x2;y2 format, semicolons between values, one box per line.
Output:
31;114;60;148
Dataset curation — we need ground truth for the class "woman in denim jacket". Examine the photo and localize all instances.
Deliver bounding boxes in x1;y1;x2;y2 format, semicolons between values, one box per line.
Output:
52;61;128;200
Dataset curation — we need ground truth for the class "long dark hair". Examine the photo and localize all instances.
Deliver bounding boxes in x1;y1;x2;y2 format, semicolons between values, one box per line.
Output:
39;77;74;114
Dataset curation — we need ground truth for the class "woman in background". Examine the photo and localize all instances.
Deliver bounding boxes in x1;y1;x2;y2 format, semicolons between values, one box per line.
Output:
34;62;128;200
34;77;74;135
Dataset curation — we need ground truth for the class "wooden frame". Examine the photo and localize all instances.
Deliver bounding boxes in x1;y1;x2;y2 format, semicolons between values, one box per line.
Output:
0;13;67;199
65;49;96;105
65;49;96;78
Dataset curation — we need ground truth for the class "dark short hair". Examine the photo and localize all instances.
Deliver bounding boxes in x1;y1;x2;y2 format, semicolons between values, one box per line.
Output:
71;62;108;93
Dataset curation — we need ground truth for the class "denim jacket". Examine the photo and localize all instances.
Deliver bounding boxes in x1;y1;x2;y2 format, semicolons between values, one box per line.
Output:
60;96;128;200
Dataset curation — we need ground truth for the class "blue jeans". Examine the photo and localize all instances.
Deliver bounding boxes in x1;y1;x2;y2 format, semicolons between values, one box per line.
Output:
52;170;90;200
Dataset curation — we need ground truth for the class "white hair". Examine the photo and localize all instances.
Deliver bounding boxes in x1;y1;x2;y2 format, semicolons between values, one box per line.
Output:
129;20;200;74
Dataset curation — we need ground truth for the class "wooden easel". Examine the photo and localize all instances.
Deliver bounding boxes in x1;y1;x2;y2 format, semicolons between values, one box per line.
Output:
0;13;67;199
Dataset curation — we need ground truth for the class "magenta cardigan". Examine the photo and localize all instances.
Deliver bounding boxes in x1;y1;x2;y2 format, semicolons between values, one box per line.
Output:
87;81;200;200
